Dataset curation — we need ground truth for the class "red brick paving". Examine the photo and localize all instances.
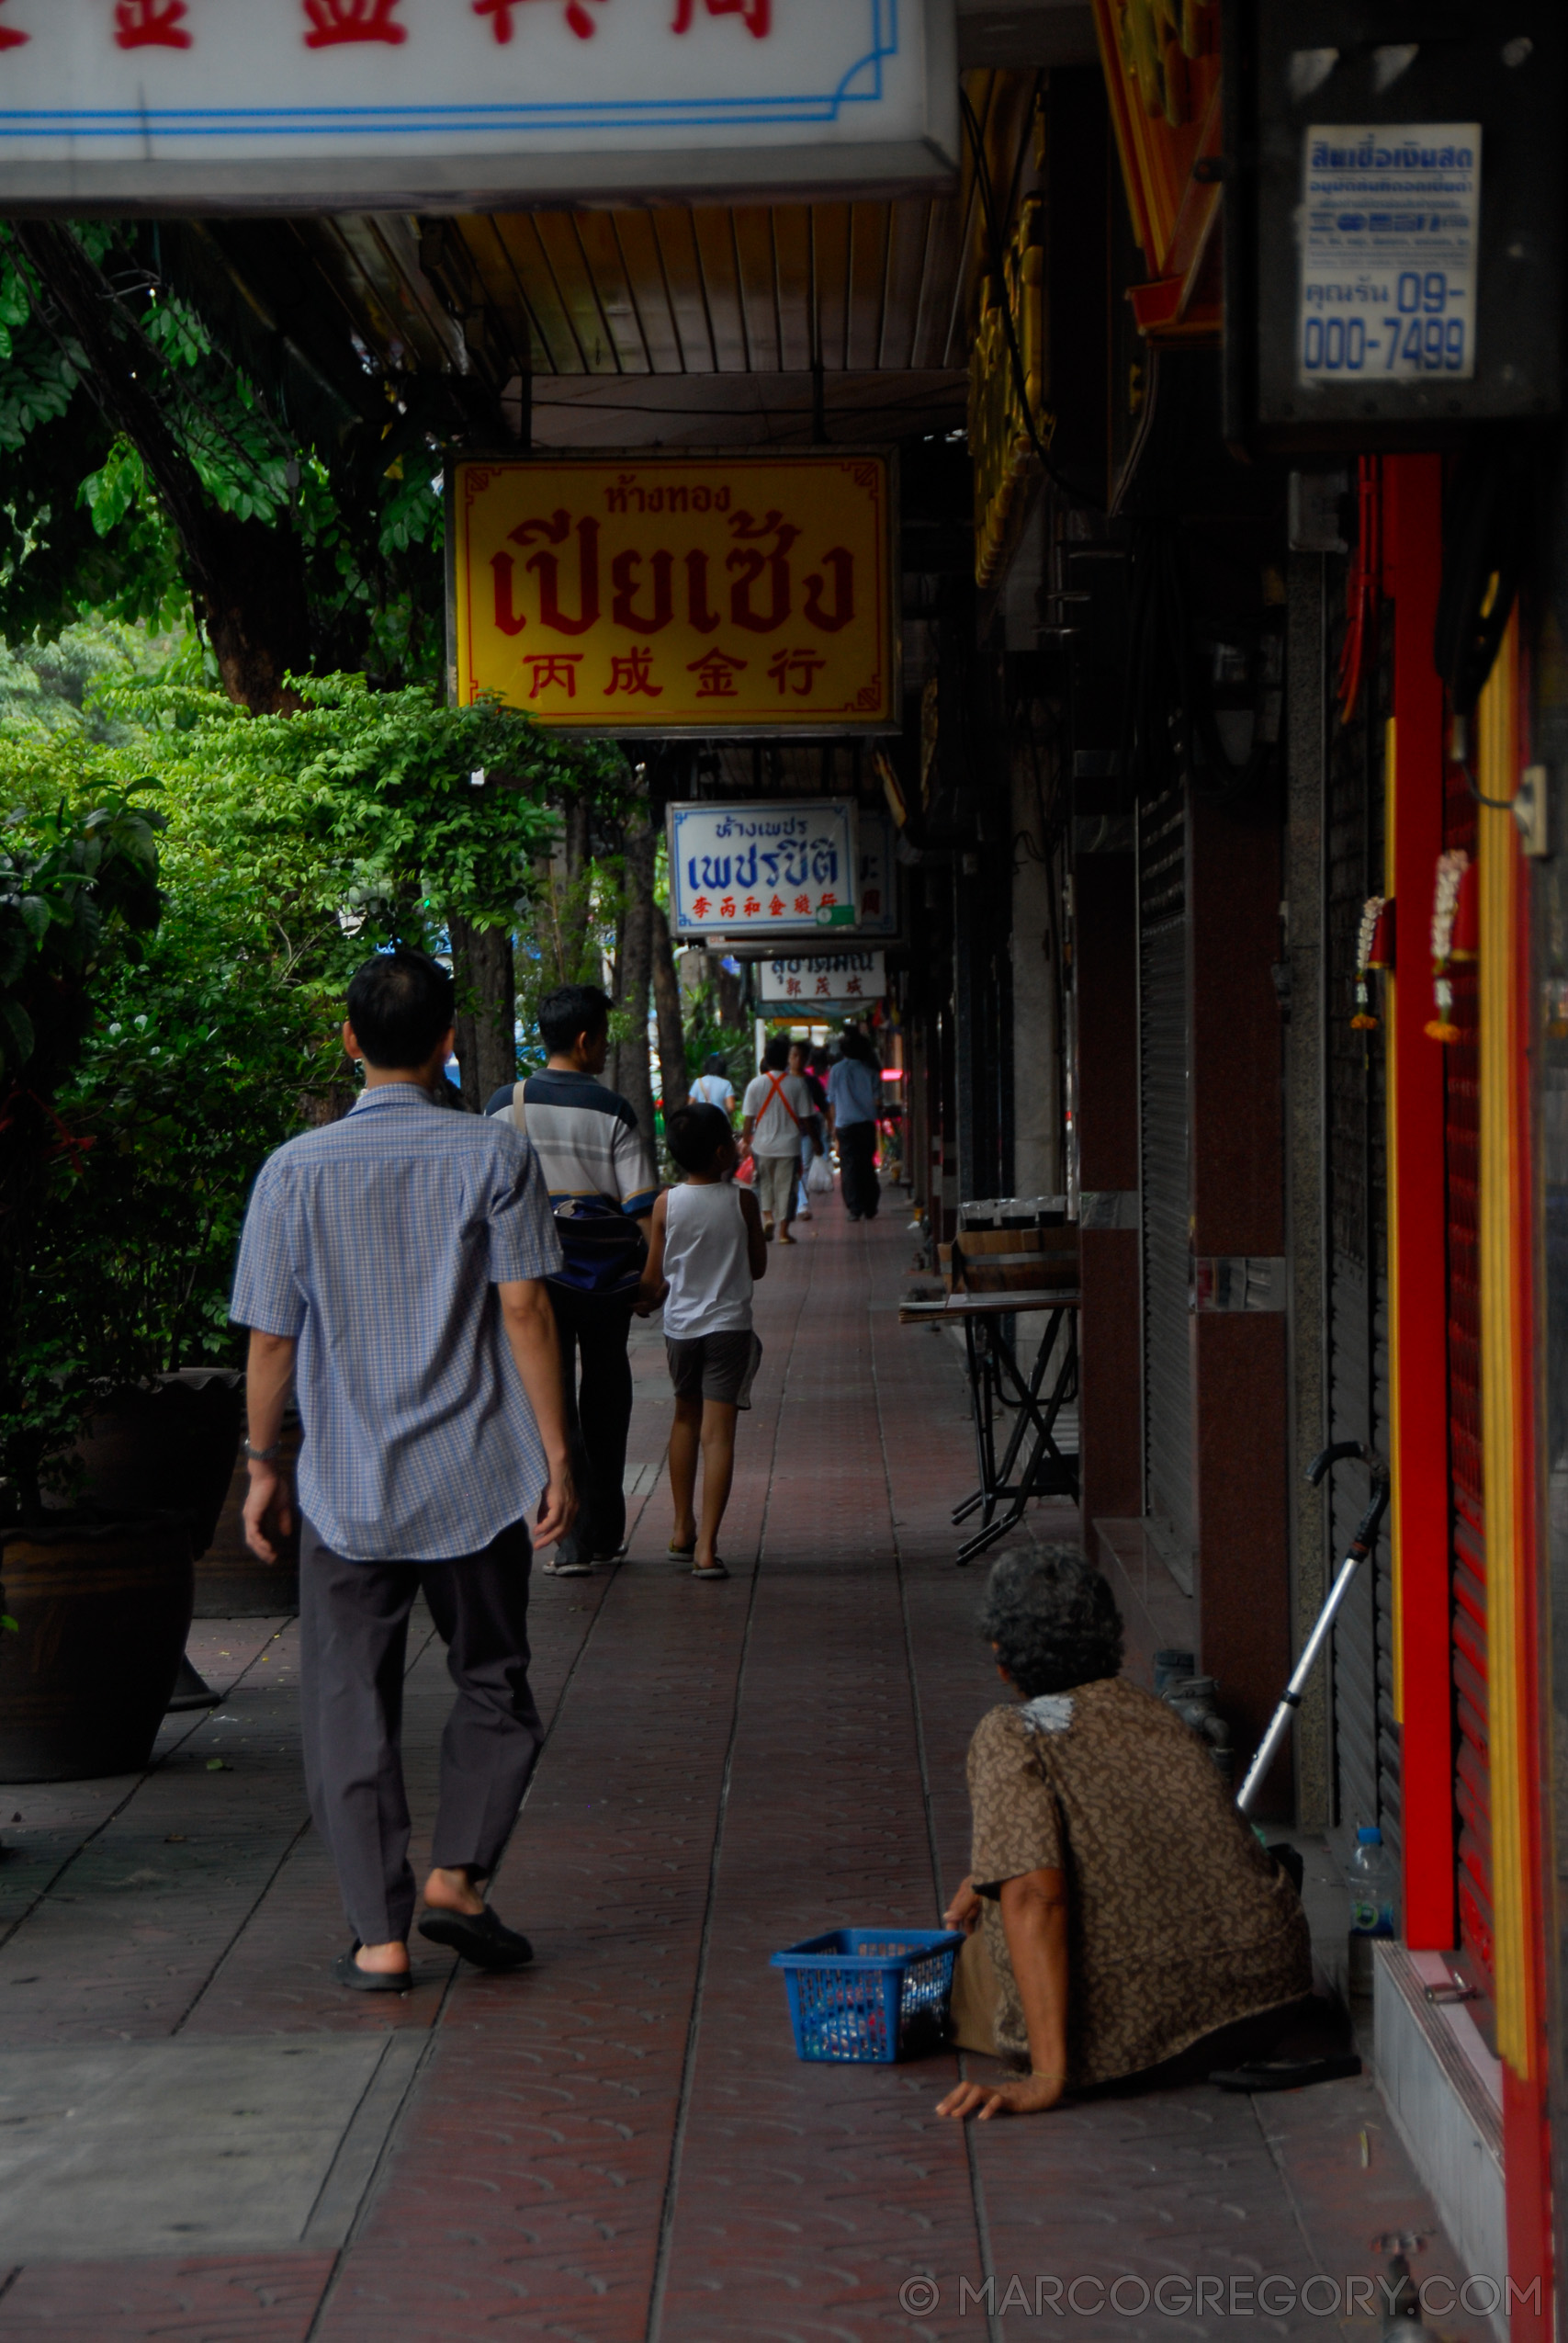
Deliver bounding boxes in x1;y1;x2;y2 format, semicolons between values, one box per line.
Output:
0;1198;1483;2341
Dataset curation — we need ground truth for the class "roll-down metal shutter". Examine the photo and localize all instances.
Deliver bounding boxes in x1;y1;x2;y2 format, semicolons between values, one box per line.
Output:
1325;641;1398;1864
1138;786;1194;1592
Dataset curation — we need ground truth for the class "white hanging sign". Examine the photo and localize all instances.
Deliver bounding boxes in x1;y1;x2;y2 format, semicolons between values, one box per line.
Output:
1298;122;1482;387
759;948;885;1002
668;798;857;940
0;0;957;208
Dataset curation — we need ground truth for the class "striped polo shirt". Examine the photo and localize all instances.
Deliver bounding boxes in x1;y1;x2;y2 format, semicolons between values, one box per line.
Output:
485;1070;658;1296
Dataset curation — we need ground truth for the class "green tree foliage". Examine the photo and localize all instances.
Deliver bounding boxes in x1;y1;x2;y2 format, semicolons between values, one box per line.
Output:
0;221;449;691
0;776;164;1512
0;682;624;1513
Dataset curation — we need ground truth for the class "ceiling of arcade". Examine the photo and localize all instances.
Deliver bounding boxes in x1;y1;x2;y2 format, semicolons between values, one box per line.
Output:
250;63;1050;450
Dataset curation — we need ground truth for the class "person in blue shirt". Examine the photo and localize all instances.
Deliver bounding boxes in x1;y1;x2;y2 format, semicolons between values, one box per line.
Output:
233;950;574;1992
827;1026;883;1222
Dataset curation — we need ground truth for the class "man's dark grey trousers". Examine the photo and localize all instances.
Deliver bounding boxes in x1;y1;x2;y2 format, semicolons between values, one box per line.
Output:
299;1516;543;1948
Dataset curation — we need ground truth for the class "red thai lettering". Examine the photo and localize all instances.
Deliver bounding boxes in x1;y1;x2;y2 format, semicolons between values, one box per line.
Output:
685;549;721;636
671;0;769;31
491;551;527;637
512;510;601;636
0;1;28;47
611;549;673;633
727;510;799;633
804;547;854;633
304;0;406;42
115;0;191;45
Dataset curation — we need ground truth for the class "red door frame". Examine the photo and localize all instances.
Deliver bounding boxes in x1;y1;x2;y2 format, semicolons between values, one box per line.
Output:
1382;453;1456;1949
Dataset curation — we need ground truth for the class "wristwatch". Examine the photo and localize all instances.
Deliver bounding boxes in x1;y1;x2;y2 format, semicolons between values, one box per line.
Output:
243;1440;284;1463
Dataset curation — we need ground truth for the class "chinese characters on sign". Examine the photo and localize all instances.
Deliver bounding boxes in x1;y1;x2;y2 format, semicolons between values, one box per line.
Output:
0;0;953;209
4;0;784;51
451;458;895;733
758;950;886;1003
667;803;859;941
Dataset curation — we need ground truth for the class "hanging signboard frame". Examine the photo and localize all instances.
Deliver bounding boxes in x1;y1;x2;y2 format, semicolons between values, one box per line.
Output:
698;808;900;951
758;948;886;1005
667;798;858;940
447;451;898;737
0;0;957;210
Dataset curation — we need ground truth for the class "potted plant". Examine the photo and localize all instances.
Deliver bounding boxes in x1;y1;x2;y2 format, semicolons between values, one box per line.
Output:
0;787;197;1783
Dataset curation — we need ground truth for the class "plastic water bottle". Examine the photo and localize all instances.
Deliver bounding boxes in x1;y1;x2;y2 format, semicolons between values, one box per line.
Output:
1346;1826;1395;1937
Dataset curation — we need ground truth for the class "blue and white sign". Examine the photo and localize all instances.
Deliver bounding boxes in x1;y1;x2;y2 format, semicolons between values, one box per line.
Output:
1299;123;1481;386
0;0;956;209
668;799;857;941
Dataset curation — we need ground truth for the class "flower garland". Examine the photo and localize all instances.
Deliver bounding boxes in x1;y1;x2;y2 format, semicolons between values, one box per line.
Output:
1351;893;1384;1030
1425;849;1470;1044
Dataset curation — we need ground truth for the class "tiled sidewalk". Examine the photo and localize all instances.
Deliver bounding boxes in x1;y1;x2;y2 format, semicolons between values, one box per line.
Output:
0;1194;1481;2340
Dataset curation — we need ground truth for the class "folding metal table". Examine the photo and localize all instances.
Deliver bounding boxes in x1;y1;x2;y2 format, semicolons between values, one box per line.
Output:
898;1288;1080;1565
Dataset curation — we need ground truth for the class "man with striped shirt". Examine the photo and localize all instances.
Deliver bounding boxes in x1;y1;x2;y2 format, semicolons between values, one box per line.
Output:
487;984;659;1578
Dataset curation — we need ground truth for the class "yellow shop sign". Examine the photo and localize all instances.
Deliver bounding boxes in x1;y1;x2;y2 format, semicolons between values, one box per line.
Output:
447;454;897;734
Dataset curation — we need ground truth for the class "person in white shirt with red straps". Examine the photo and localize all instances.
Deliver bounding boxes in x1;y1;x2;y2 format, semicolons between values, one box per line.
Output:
740;1035;814;1245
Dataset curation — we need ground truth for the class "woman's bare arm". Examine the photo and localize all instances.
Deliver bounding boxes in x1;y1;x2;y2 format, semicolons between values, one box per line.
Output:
936;1866;1068;2120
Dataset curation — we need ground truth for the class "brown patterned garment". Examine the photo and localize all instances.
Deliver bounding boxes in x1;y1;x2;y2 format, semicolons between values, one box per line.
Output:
967;1675;1312;2085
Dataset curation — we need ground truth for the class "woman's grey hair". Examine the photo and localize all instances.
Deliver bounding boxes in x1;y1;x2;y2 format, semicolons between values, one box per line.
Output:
980;1546;1124;1696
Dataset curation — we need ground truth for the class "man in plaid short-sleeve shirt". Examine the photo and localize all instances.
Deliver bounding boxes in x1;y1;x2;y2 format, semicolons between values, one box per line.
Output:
232;950;575;1991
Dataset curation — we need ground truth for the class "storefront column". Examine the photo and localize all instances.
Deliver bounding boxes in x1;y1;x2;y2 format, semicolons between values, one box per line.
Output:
1189;792;1291;1798
1075;850;1142;1528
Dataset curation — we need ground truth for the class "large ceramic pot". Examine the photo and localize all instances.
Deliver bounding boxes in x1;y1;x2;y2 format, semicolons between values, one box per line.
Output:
0;1514;195;1782
73;1371;243;1555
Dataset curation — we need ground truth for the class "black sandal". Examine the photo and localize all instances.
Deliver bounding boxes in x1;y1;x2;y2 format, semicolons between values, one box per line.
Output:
417;1905;534;1971
333;1945;412;1993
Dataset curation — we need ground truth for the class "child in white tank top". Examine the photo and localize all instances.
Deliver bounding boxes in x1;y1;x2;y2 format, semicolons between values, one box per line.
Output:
637;1101;768;1580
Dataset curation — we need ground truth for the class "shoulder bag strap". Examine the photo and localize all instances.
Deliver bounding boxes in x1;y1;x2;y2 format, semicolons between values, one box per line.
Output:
761;1072;802;1129
512;1081;527;1134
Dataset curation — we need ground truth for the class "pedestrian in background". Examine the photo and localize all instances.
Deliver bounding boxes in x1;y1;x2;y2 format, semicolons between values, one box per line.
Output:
688;1051;737;1122
741;1034;813;1244
829;1026;883;1222
486;983;658;1579
637;1100;768;1581
789;1038;828;1221
234;948;573;1990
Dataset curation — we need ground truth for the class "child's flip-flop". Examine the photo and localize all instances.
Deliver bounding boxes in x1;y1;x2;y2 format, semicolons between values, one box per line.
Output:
669;1539;696;1558
692;1558;730;1580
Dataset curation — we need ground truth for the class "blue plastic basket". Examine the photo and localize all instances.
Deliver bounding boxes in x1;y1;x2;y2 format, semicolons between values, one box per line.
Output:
770;1928;965;2064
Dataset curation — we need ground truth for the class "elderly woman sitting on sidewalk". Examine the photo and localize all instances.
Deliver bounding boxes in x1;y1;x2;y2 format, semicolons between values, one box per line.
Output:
938;1547;1312;2121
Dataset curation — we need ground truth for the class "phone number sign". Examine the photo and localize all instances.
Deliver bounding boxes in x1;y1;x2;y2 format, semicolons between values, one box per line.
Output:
449;455;896;734
1299;123;1481;386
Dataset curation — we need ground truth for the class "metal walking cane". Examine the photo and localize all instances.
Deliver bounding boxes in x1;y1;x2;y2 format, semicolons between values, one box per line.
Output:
1236;1442;1392;1816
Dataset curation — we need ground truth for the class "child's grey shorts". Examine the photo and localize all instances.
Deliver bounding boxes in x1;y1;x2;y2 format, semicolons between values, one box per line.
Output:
665;1330;763;1409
